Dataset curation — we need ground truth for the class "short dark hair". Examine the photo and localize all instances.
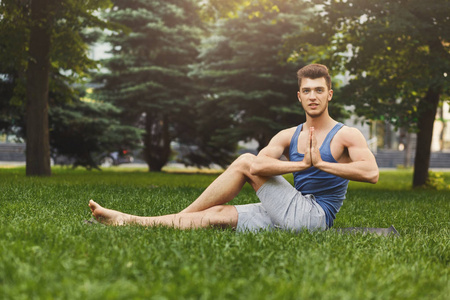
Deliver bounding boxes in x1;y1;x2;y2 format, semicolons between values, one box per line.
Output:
297;64;331;90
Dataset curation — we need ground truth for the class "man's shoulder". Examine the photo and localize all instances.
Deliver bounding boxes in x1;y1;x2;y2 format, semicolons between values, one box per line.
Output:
337;125;363;135
335;125;366;145
281;126;298;135
338;125;360;134
279;126;299;141
269;126;298;147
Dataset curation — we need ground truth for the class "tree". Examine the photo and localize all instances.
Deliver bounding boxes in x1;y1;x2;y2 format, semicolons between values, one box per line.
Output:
0;0;115;176
301;0;450;187
199;0;247;21
195;0;313;151
25;0;53;176
49;89;142;170
97;0;203;171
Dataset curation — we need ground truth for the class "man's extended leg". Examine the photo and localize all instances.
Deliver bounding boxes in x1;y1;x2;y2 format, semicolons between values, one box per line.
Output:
181;153;269;213
88;153;268;229
89;200;238;229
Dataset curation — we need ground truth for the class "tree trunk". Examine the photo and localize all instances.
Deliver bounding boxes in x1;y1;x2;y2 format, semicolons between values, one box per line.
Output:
384;121;392;149
143;112;171;172
25;0;52;176
404;132;412;168
412;86;441;187
439;107;445;151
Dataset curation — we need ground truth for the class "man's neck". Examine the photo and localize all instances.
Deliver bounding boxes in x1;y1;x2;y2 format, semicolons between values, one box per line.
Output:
304;114;336;131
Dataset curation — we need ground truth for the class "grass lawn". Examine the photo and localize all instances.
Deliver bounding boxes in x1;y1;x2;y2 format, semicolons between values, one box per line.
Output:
0;167;448;299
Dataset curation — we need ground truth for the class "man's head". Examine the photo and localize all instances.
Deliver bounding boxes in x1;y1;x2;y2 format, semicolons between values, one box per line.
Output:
296;64;333;118
297;64;331;91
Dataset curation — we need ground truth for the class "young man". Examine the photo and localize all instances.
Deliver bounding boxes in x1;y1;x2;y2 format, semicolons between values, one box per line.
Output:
89;64;379;232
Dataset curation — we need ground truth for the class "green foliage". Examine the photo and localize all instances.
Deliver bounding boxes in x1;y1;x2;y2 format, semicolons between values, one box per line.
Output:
0;0;147;172
0;0;30;73
49;0;114;80
195;0;313;151
0;168;448;299
425;171;450;191
292;0;450;186
0;0;116;110
303;0;450;129
49;95;142;170
0;1;30;133
97;0;203;171
199;0;247;21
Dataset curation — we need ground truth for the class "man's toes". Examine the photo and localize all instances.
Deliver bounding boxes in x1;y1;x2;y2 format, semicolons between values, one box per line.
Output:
89;200;98;210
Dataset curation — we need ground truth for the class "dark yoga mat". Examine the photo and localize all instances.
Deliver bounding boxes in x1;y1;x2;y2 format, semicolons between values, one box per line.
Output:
335;225;399;236
83;218;400;237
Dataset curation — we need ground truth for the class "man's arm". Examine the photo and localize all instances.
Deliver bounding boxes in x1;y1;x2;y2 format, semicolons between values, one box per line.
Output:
311;127;379;183
250;128;311;177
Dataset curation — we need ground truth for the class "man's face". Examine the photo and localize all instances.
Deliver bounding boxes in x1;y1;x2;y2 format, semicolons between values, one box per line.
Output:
297;77;333;118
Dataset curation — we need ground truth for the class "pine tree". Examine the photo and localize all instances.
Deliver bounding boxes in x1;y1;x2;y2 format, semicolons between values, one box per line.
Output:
194;0;311;151
49;90;142;170
97;0;203;171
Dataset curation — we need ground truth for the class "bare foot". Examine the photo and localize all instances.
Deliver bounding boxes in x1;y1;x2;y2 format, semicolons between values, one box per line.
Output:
88;200;130;225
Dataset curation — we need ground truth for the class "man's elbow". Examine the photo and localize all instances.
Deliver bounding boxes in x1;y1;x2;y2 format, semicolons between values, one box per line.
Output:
367;170;379;184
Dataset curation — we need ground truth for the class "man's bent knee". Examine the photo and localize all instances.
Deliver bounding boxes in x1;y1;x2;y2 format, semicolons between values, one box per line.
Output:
238;153;256;160
231;153;256;171
228;153;268;191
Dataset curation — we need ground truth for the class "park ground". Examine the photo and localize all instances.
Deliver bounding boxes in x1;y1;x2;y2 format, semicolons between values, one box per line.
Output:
0;167;448;299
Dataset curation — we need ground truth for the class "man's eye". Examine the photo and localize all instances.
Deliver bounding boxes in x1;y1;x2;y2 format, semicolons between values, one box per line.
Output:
303;89;310;93
316;88;324;93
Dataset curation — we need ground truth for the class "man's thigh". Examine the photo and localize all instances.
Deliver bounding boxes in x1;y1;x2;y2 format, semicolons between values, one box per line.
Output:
256;176;326;231
234;203;274;232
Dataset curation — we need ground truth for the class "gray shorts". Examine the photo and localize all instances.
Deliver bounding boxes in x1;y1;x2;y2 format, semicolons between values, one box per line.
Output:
234;176;327;233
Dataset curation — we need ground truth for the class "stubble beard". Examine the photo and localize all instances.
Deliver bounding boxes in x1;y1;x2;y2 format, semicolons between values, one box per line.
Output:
305;103;328;119
307;109;325;119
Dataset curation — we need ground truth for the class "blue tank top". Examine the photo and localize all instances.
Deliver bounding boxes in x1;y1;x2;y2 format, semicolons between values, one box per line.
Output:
289;123;349;228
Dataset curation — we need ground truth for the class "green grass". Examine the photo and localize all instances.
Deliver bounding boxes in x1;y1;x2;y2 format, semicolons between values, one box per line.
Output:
0;167;448;299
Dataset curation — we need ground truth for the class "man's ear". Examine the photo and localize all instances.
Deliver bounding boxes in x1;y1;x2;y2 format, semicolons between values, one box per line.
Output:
297;91;301;103
328;89;333;101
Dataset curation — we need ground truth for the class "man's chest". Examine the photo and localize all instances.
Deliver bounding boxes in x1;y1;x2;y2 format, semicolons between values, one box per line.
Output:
296;130;348;162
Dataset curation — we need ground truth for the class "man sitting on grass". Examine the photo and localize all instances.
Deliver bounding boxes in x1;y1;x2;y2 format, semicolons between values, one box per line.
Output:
89;64;379;232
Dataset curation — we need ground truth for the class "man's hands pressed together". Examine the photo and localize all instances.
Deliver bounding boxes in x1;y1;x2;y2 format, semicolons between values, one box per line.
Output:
310;127;324;168
302;128;312;167
303;127;323;168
